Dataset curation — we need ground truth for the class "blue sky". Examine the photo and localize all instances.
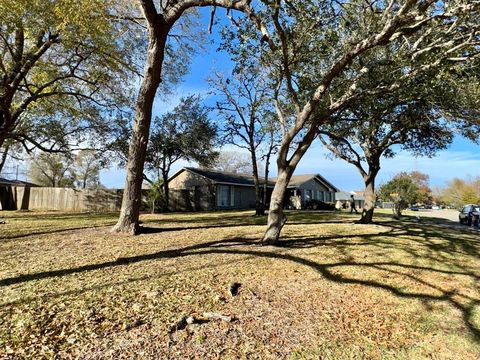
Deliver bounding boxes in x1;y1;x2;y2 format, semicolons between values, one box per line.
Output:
100;8;480;191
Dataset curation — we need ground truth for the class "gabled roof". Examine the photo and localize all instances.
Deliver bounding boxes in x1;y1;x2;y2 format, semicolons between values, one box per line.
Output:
169;167;276;187
272;173;339;192
287;174;318;187
0;177;39;187
169;167;339;191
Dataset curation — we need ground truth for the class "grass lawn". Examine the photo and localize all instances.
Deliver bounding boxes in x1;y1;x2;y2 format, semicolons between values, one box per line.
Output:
0;210;479;359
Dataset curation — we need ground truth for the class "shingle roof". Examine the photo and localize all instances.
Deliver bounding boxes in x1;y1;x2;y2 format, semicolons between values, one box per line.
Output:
287;174;318;187
271;173;339;191
183;167;276;187
170;168;339;191
0;177;39;187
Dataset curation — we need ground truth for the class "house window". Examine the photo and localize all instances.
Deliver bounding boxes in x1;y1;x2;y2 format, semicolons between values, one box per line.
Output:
320;191;324;201
305;190;311;201
217;185;230;207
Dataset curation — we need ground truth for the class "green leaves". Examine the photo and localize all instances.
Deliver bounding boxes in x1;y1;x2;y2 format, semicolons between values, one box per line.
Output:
0;0;141;155
378;172;431;208
145;95;219;179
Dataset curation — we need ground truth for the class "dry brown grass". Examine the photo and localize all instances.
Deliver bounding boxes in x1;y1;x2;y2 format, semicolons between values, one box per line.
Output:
0;210;479;359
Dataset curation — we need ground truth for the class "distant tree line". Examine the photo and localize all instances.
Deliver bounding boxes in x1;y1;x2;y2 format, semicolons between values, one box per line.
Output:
29;151;103;189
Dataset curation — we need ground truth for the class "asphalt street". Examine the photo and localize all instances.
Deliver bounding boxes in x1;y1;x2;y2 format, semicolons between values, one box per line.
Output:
404;208;480;232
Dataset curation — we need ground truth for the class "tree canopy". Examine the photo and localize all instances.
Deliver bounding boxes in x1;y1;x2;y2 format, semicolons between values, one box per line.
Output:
440;177;480;208
378;172;424;218
316;39;480;222
29;153;76;188
29;150;104;188
145;95;218;210
0;0;140;170
219;0;480;243
212;150;254;174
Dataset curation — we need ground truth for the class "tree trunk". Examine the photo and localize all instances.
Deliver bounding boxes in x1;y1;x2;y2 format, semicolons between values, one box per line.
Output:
358;171;378;224
112;25;168;234
263;137;273;214
162;171;169;212
263;155;270;213
393;202;402;219
263;123;318;245
251;148;263;216
0;142;9;173
262;168;292;245
255;180;263;216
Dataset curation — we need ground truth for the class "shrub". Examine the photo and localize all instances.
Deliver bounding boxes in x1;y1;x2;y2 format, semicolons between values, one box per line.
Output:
306;199;335;210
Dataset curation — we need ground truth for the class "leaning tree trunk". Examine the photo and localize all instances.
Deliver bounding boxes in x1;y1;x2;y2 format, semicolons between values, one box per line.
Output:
112;25;168;234
263;167;293;245
358;170;378;224
263;124;318;245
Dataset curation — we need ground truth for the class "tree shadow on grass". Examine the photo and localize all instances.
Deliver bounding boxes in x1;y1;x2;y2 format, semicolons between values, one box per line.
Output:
0;212;118;221
137;219;358;234
0;210;374;240
0;224;115;241
1;219;479;341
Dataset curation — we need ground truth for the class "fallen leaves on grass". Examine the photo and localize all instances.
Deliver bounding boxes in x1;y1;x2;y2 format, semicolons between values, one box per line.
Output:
0;210;479;359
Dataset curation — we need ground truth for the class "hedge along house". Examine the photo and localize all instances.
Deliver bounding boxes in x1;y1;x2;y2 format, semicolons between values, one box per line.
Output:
167;167;339;211
280;174;340;209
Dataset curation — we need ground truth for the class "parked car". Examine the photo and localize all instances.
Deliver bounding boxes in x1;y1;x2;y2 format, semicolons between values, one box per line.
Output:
459;204;480;226
410;205;419;211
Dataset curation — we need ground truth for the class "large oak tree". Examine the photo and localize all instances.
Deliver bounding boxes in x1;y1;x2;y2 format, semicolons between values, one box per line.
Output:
223;0;480;244
112;0;270;234
0;0;138;172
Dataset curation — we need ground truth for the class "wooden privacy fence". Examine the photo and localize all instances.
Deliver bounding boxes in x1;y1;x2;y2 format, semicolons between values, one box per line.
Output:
0;186;214;213
0;186;130;212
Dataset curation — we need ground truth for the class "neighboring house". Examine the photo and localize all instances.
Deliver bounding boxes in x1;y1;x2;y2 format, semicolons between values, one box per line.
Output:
0;178;38;187
278;174;339;210
0;177;39;210
167;167;275;211
335;190;365;210
167;167;339;211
